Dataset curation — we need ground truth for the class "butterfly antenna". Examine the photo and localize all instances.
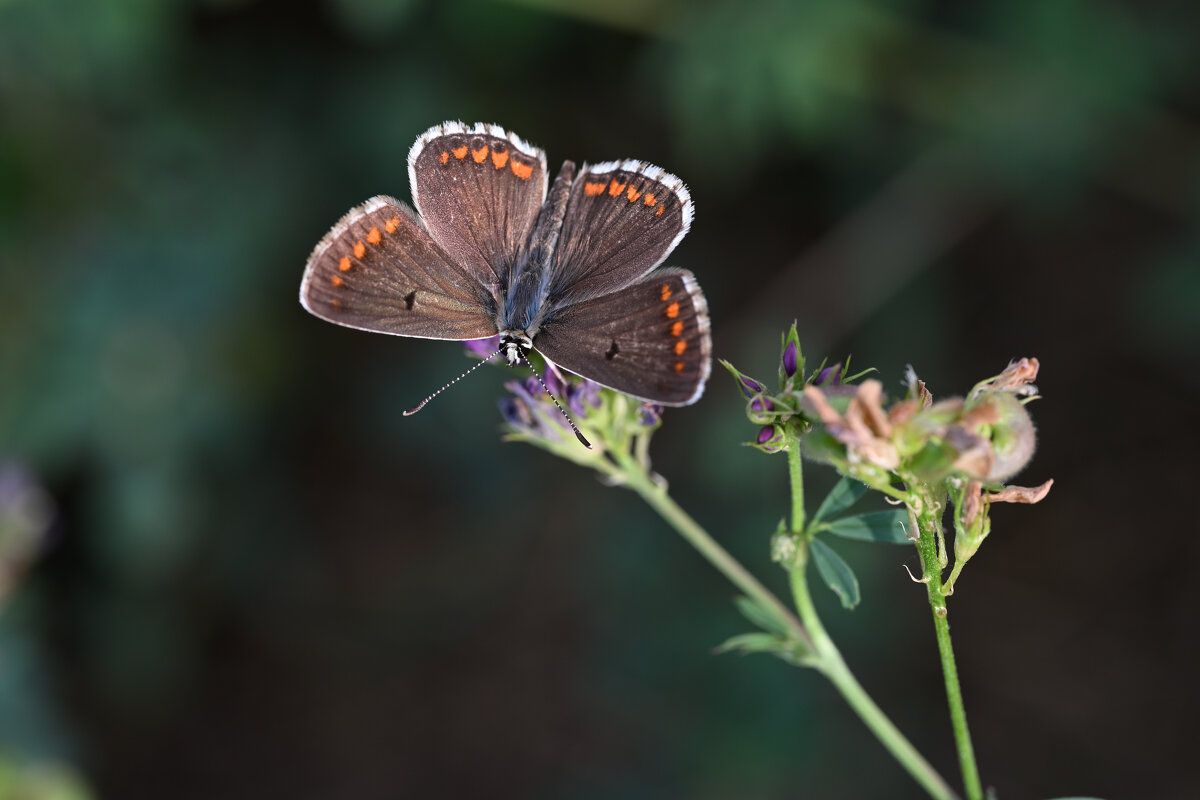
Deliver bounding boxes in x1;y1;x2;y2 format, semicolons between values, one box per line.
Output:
519;353;592;449
403;351;499;416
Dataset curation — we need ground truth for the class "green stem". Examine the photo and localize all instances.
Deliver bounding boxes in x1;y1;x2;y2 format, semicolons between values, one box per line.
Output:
914;497;983;800
789;558;960;800
786;427;805;535
786;433;958;800
607;449;812;651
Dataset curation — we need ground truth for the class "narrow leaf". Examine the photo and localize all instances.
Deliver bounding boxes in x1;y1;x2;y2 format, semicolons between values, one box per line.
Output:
714;632;812;666
714;632;785;655
733;595;789;637
810;539;861;610
812;476;869;523
825;510;912;544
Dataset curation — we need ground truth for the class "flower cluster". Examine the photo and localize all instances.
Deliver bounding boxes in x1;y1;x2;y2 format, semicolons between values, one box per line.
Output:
723;324;1052;590
464;338;664;465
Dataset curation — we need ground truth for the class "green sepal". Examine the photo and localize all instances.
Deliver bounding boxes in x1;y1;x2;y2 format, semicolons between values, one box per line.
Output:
907;439;959;483
799;428;848;466
811;476;869;525
823;510;911;544
809;538;861;609
719;359;767;398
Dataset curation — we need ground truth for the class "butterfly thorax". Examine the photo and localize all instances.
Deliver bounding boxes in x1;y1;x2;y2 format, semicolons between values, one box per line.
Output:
498;330;533;367
495;160;576;347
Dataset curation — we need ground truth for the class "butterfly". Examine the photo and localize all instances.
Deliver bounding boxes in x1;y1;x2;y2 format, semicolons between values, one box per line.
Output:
300;121;711;416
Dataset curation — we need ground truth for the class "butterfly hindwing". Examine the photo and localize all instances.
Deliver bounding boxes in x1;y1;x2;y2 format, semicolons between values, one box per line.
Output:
546;160;693;306
409;121;548;286
301;195;497;340
533;268;711;405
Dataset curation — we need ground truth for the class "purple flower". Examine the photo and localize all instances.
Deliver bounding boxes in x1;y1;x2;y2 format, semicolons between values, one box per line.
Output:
782;341;798;378
502;378;572;440
463;335;500;359
755;425;784;452
499;396;533;428
814;363;842;386
567;380;602;416
542;368;565;398
750;396;775;413
739;376;764;397
640;403;663;426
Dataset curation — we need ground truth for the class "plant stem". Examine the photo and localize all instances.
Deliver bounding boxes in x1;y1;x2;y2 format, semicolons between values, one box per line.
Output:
786;432;958;800
914;497;983;800
789;558;960;800
786;427;805;535
607;449;812;651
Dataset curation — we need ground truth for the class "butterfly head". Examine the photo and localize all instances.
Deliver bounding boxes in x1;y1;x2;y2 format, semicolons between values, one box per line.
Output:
499;329;533;367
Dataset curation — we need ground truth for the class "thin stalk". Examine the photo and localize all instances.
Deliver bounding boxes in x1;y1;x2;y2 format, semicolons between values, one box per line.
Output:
787;433;959;800
786;429;805;534
914;497;983;800
789;558;960;800
606;449;812;651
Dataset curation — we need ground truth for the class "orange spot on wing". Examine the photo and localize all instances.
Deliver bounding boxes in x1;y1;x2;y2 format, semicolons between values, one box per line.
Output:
452;145;468;159
471;145;488;163
643;193;657;206
674;340;687;355
660;284;672;301
584;181;608;197
353;241;366;259
627;186;642;203
384;216;400;234
367;226;381;244
338;256;352;272
665;301;680;319
491;149;509;169
331;275;343;287
670;321;684;337
439;151;449;165
656;204;664;216
331;299;343;308
674;361;685;373
608;181;627;197
511;159;534;180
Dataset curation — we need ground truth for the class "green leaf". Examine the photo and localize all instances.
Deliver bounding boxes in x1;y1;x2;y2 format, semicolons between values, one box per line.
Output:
713;632;811;666
811;476;868;524
825;510;911;544
810;539;861;609
733;595;790;638
714;632;786;655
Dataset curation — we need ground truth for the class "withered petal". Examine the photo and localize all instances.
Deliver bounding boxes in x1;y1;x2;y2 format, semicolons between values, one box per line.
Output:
987;479;1054;505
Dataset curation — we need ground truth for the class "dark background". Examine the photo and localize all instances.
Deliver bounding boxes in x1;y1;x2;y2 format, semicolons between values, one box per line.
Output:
2;0;1198;798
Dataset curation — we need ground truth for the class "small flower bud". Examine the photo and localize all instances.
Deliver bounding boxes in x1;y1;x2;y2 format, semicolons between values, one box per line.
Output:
814;363;842;386
741;376;764;397
752;425;786;453
778;322;804;387
639;403;663;427
782;341;798;379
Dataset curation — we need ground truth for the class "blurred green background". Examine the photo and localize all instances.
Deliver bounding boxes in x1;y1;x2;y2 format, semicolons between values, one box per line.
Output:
2;0;1198;797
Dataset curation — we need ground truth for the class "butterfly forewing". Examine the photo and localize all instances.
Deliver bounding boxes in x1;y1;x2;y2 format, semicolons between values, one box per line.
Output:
546;160;693;306
301;195;497;340
534;268;711;405
409;122;548;286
